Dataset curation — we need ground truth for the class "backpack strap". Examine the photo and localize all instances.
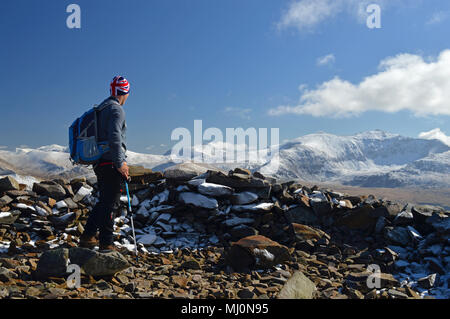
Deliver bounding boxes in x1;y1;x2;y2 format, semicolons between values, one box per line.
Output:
93;97;120;142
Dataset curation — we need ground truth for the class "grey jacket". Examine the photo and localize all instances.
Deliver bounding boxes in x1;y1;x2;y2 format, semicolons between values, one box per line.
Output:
96;96;127;168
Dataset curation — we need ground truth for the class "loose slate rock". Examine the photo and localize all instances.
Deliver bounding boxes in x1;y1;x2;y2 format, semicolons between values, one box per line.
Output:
0;211;21;224
32;182;66;201
0;176;20;192
178;192;218;210
277;271;317;299
231;192;259;205
197;182;234;197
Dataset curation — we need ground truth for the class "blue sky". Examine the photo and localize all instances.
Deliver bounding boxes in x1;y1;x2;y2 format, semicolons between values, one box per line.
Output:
1;0;450;154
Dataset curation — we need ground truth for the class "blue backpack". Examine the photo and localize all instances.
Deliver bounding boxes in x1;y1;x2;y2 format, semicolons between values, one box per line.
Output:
69;103;110;165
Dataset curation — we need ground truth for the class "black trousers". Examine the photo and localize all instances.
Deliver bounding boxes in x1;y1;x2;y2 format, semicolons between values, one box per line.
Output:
83;163;123;246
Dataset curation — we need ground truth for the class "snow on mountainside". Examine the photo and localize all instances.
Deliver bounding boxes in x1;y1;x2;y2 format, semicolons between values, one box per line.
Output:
0;130;449;188
259;130;450;187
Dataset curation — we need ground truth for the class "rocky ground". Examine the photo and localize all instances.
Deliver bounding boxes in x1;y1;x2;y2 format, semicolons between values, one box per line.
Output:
0;164;448;299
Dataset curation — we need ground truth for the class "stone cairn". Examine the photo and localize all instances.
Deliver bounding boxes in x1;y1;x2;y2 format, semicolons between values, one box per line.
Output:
0;164;448;299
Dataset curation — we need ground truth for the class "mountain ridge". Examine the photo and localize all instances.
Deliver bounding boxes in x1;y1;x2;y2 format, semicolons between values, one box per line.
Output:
1;130;449;189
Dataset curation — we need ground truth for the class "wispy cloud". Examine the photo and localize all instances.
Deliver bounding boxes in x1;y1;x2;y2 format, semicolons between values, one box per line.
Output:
426;11;449;25
419;128;450;146
269;49;450;118
277;0;397;32
224;107;252;120
317;54;335;66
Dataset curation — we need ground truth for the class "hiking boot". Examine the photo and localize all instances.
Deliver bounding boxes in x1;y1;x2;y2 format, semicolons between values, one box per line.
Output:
79;234;97;249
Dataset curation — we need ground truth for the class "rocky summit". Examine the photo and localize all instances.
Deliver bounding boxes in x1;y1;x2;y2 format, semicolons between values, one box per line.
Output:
0;167;449;299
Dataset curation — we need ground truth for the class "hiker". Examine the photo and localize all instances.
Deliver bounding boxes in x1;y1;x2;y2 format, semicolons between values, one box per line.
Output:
79;76;130;251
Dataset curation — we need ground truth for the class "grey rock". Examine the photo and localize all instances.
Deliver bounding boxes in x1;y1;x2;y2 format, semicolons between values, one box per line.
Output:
418;274;437;289
32;182;66;200
387;289;408;299
393;211;414;226
0;267;18;282
197;182;234;197
164;163;214;181
230;225;258;239
0;195;13;207
285;206;319;225
375;216;389;234
0;210;21;224
35;248;70;279
36;247;130;278
48;212;76;228
384;227;412;247
230;191;259;205
277;271;317;299
69;247;130;276
178;192;218;210
0;176;20;192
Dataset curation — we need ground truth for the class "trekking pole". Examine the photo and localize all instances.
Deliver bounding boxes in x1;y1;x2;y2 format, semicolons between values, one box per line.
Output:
125;179;139;263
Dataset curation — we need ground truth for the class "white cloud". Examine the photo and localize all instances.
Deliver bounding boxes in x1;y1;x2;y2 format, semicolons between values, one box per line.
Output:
277;0;395;32
224;107;252;120
0;146;7;150
419;128;450;146
317;54;335;66
426;11;449;25
268;49;450;118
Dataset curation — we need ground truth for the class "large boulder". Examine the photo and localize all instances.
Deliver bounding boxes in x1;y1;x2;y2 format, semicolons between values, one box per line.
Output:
226;235;290;271
35;248;130;279
277;271;317;299
69;248;130;277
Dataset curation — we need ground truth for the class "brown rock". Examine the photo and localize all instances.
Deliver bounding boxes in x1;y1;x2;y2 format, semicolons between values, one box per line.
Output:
172;275;189;288
291;223;326;241
226;235;290;271
129;165;163;184
181;258;201;270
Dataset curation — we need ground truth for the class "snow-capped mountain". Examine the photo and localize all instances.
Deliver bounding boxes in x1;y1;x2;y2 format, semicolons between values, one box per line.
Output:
259;130;450;187
1;130;449;188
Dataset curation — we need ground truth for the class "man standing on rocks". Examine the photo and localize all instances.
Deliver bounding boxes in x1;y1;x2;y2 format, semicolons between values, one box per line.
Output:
80;76;130;251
